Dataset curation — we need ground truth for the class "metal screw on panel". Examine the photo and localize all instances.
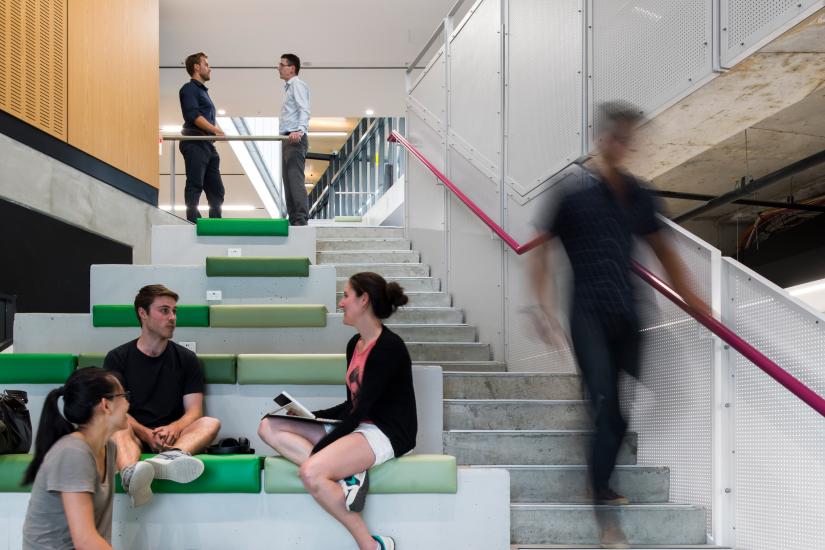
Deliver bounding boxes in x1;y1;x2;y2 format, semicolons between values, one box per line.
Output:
724;403;730;408
724;488;732;493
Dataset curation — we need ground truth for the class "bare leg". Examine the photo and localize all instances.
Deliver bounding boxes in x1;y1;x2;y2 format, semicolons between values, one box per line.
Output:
299;433;377;550
172;416;221;455
112;426;142;471
257;416;326;465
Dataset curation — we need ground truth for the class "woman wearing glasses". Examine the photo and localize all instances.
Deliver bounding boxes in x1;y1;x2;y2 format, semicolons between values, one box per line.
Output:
21;367;130;550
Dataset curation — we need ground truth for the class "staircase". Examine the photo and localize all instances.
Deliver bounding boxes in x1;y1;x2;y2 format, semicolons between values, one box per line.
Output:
315;225;718;549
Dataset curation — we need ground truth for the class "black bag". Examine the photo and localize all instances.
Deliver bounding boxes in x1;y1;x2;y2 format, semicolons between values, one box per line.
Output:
0;390;32;454
207;437;255;455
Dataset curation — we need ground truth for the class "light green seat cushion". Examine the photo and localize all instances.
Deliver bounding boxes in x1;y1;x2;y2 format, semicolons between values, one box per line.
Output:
264;455;457;494
76;352;106;369
205;256;310;277
92;305;210;327
334;216;362;222
116;454;262;494
0;454;33;492
237;354;345;385
209;305;327;328
0;354;77;384
196;218;289;237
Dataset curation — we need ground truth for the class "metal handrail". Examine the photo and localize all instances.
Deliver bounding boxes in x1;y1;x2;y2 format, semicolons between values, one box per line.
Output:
388;129;825;418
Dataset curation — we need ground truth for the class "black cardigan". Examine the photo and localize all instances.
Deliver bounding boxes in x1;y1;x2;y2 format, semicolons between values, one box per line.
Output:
311;327;418;457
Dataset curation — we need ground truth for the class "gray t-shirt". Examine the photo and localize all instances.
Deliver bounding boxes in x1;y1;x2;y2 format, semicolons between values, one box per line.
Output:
22;434;116;550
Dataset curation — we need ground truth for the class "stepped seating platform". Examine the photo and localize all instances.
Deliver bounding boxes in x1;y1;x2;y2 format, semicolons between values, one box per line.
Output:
205;256;309;277
196;218;289;237
90;304;329;328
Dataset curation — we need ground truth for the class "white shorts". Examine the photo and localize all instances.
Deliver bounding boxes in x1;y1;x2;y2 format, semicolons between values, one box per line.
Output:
323;422;395;467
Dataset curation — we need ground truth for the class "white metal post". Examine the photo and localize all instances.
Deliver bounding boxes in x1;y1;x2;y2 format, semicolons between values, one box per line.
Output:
169;139;176;213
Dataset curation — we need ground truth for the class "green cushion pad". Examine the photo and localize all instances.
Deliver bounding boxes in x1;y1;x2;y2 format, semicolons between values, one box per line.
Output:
77;352;106;369
0;354;77;384
92;305;210;327
116;454;261;494
196;218;289;237
264;455;457;494
209;305;327;328
199;354;237;383
0;454;33;492
334;216;362;222
237;354;345;385
206;256;310;277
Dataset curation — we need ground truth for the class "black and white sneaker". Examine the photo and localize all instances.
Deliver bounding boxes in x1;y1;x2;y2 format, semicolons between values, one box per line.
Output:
146;449;204;483
372;535;395;550
340;470;369;512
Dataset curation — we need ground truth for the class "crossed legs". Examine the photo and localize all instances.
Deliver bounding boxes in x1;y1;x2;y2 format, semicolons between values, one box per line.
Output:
258;417;378;550
112;416;221;471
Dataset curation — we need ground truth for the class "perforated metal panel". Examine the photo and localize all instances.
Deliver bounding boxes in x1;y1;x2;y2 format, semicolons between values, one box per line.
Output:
724;259;825;550
626;223;716;535
721;0;820;67
590;0;712;140
505;0;583;197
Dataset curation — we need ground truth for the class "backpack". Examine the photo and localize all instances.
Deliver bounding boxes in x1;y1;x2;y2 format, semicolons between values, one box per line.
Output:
0;390;32;454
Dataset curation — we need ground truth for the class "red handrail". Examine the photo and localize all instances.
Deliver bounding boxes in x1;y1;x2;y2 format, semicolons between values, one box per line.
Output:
389;130;825;418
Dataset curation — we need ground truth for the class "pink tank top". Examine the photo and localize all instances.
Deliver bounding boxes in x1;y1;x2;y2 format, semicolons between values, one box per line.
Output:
347;337;378;412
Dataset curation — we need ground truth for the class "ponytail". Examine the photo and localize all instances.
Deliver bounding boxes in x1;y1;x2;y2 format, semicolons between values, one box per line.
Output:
22;368;120;486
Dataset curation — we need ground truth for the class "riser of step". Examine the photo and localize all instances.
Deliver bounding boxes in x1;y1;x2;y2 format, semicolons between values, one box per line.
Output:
314;226;405;239
511;504;707;545
338;291;450;307
443;373;583;400
337;277;440;292
386;324;475;342
406;342;491;362
473;465;669;504
419;361;507;373
391;308;463;324
316;238;411;251
444;431;637;465
334;263;429;277
444;400;590;430
318;251;420;264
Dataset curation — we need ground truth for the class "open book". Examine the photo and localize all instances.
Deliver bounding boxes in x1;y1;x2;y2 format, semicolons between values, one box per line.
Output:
264;391;341;424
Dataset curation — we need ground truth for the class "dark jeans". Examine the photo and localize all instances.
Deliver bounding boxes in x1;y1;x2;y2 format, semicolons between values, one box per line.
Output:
569;306;640;494
282;134;309;225
180;141;225;223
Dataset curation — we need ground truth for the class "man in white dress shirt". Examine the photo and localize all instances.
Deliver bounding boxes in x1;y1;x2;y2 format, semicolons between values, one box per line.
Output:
278;53;311;226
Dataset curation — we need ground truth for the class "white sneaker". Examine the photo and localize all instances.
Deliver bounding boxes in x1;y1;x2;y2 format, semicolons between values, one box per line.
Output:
145;449;204;483
121;461;154;508
372;535;395;550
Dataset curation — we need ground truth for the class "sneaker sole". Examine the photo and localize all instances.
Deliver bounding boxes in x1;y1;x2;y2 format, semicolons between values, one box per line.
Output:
375;536;395;550
147;455;205;483
346;472;369;513
127;462;154;508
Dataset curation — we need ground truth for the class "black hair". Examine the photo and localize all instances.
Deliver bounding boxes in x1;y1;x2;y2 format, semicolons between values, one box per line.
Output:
23;368;122;485
280;53;301;74
348;272;408;319
598;100;643;137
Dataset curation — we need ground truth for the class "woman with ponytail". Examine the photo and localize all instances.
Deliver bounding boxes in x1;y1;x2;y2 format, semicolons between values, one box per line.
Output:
22;367;130;550
258;272;416;550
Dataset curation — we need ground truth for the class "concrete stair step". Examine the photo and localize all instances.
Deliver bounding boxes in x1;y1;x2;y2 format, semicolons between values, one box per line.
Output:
473;465;669;504
337;277;440;292
386;324;475;342
316;238;411;251
339;291;450;307
314;226;405;239
512;546;728;549
443;372;582;400
420;360;508;372
510;503;707;546
444;399;590;430
444;430;637;465
406;342;491;362
391;307;463;324
334;263;429;277
318;250;420;264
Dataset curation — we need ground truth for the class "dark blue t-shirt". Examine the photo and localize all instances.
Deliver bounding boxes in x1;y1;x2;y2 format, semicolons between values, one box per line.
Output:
179;79;216;134
536;169;662;317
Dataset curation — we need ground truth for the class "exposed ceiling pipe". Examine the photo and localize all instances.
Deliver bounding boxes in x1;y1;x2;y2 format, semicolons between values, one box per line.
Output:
653;190;825;214
673;149;825;223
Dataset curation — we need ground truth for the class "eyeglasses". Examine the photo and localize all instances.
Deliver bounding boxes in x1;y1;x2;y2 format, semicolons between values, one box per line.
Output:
105;391;131;402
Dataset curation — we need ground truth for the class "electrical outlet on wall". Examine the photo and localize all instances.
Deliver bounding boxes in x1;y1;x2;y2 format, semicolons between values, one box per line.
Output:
179;341;197;352
206;290;222;302
228;248;242;257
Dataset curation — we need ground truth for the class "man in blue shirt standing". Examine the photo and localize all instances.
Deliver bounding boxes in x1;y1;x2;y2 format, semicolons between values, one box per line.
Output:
278;53;311;226
178;52;225;223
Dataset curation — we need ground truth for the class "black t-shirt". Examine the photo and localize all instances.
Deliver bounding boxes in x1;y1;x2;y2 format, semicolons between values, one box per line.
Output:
535;168;662;317
103;339;205;429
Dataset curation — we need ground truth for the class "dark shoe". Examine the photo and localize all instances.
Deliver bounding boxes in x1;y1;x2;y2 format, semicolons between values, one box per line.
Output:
595;487;630;505
341;470;369;512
